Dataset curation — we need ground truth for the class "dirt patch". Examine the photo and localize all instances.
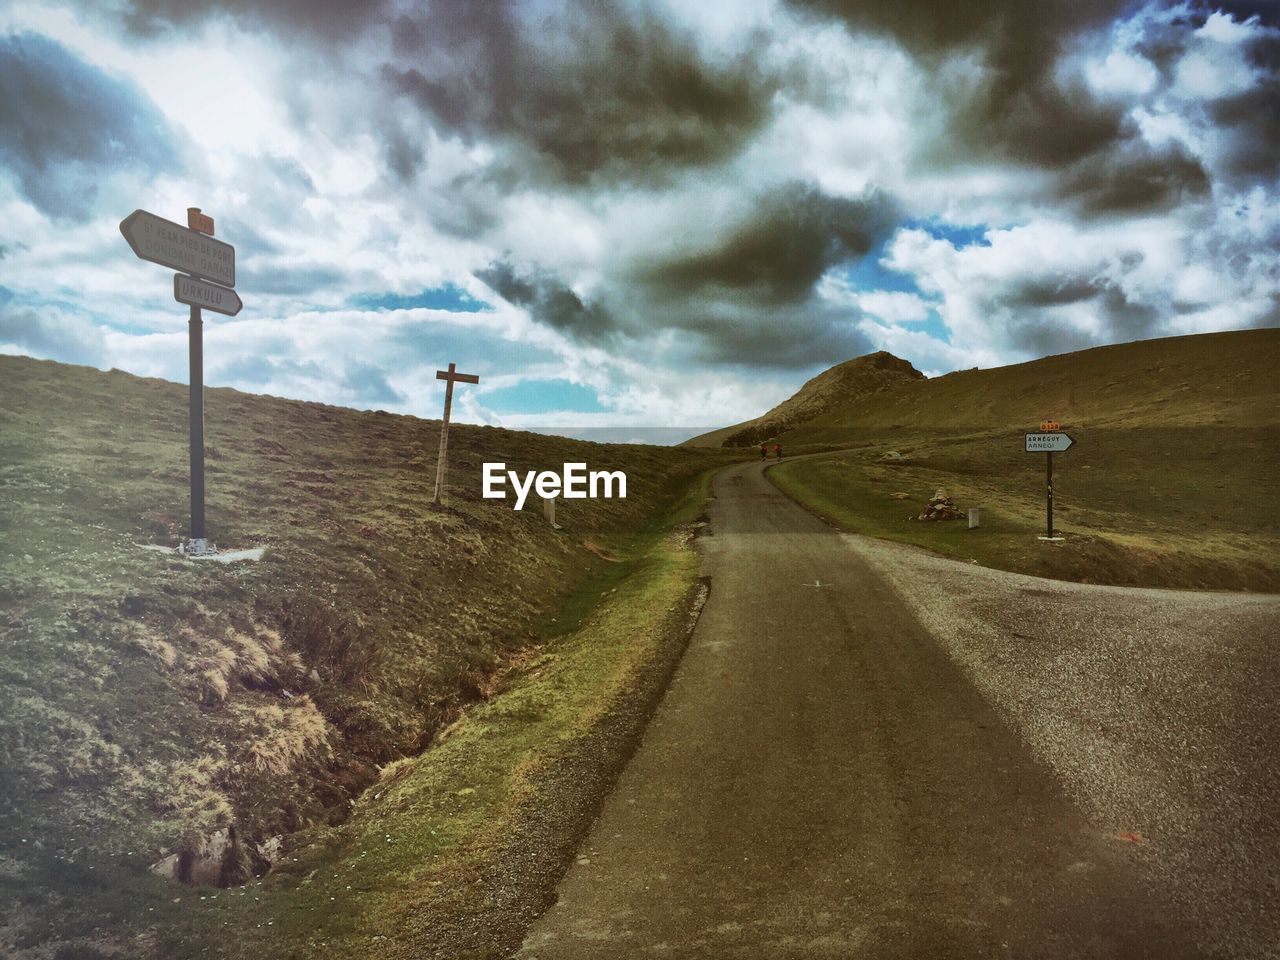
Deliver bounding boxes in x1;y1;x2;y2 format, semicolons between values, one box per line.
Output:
581;541;622;563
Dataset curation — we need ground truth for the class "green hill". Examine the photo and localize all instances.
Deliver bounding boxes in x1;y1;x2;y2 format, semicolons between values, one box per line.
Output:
682;351;925;448
0;355;724;958
759;329;1280;590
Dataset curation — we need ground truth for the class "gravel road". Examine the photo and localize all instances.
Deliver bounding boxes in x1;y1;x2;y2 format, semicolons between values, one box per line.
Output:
515;459;1279;958
849;531;1280;959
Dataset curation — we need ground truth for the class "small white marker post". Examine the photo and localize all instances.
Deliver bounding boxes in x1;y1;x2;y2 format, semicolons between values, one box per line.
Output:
543;495;560;529
432;362;480;505
1025;421;1075;541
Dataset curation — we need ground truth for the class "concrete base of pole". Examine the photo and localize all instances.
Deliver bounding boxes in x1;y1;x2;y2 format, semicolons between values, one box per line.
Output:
1037;536;1066;542
138;542;264;563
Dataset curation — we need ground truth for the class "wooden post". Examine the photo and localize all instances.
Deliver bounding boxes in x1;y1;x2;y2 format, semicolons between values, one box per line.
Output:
432;362;480;505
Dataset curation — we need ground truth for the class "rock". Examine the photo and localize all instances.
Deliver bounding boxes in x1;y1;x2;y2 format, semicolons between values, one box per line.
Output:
150;852;180;881
149;825;255;888
878;450;909;464
917;492;963;521
308;668;322;684
889;492;910;500
258;835;284;865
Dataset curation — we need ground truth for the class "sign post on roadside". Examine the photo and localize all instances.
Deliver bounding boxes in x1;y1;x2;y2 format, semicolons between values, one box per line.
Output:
432;362;481;505
120;207;238;555
1025;421;1074;540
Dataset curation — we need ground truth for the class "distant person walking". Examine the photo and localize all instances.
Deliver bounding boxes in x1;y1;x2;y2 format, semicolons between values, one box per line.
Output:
774;443;783;461
760;443;768;461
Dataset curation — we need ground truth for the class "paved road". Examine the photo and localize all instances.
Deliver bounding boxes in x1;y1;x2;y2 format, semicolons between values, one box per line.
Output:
517;460;1213;958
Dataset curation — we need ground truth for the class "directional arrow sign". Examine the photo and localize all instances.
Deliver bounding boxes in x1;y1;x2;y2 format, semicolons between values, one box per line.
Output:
120;209;235;287
1026;432;1075;452
174;274;242;317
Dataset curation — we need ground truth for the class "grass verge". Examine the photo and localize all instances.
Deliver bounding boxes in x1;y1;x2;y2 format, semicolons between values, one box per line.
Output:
768;428;1279;592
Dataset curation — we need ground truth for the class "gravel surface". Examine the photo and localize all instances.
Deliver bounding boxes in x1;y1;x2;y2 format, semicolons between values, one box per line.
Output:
848;533;1280;959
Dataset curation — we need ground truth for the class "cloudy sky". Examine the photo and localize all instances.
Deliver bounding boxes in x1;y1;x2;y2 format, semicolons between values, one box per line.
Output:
1;1;1277;440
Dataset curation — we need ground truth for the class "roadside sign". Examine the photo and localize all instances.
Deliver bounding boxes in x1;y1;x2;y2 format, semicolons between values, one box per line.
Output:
187;207;215;236
174;274;242;317
121;206;242;549
1026;432;1074;452
1024;427;1076;540
120;209;235;287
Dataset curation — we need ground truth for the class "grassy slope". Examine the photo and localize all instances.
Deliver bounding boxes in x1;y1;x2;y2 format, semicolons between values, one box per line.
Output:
769;330;1280;591
0;356;728;958
681;352;924;449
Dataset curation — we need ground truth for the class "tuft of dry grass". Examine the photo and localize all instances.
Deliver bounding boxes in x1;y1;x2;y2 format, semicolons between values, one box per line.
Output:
242;698;332;777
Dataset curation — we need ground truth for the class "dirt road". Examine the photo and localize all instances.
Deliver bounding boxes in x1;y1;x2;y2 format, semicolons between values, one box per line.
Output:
518;460;1277;959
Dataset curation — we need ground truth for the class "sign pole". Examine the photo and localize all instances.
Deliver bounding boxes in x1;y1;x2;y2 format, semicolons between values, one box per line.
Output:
121;205;237;556
189;304;206;541
433;364;456;505
1026;423;1073;542
1046;450;1054;540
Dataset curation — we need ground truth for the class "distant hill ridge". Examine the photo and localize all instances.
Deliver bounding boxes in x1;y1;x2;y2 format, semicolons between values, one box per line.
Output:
685;329;1279;448
719;351;925;447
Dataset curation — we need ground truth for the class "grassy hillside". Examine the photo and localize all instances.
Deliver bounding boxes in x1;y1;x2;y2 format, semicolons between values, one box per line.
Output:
683;351;924;448
767;330;1280;590
785;329;1278;440
0;355;726;958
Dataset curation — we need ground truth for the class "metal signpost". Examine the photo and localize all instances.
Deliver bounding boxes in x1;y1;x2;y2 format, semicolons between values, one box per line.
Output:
174;274;242;317
1025;420;1075;541
433;362;481;504
120;207;238;554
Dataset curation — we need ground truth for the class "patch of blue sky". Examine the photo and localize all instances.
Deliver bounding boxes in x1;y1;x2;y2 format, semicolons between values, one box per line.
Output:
482;378;606;415
845;217;990;294
350;284;487;313
385;321;561;380
907;218;990;248
915;306;952;344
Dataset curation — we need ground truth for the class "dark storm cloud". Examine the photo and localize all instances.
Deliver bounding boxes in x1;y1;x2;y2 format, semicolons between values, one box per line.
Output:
1208;78;1280;184
0;33;176;220
1056;140;1210;216
477;182;900;367
1133;12;1280;185
115;0;388;42
983;274;1163;358
381;0;781;185
786;0;1127;167
477;261;615;343
637;183;901;306
678;300;876;368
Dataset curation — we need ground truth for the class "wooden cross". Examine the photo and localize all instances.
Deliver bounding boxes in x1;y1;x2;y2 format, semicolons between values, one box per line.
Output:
433;362;480;504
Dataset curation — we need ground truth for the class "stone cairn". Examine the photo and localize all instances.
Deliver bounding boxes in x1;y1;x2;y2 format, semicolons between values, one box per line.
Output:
917;489;963;521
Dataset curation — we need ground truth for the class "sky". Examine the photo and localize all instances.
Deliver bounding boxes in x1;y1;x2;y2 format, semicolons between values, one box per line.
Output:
0;0;1277;441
